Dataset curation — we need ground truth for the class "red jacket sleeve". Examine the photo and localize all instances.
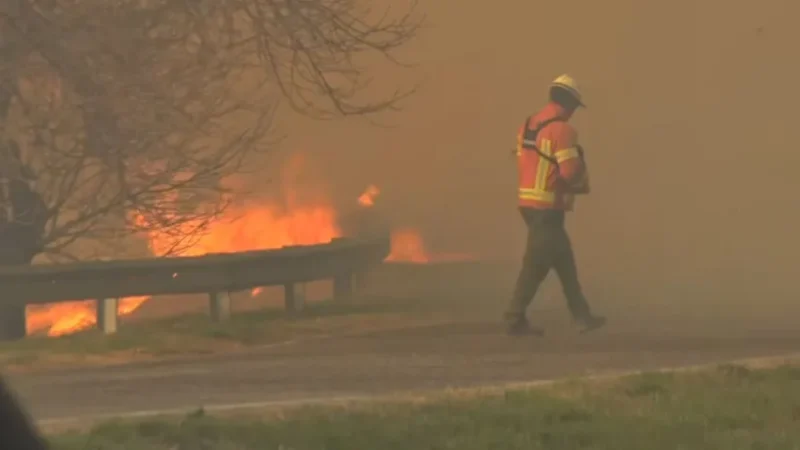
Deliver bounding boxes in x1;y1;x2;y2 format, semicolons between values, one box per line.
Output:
549;122;584;184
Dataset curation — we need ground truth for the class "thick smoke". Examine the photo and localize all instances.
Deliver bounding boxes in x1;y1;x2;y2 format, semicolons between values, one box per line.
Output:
275;0;800;315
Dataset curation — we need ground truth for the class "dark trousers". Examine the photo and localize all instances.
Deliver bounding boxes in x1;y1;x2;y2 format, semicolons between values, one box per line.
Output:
505;208;593;323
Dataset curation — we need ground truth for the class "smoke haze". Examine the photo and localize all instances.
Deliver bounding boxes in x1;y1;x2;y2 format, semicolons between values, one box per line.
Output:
273;0;800;314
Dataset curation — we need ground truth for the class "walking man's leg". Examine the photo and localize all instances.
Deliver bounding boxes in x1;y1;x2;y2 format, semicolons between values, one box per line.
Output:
552;229;606;332
504;213;553;335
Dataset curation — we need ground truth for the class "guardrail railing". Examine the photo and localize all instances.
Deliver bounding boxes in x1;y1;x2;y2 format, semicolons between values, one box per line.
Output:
0;233;391;340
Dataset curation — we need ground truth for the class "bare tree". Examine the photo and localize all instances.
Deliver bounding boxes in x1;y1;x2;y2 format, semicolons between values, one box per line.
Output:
0;0;420;262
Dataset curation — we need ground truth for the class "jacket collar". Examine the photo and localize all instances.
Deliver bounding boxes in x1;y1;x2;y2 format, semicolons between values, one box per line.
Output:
541;101;570;120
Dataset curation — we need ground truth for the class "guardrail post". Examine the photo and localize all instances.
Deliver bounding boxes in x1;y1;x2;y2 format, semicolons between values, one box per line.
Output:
209;291;231;322
354;270;368;292
333;273;353;301
96;298;119;334
284;283;296;313
283;283;307;314
298;283;306;311
0;304;27;341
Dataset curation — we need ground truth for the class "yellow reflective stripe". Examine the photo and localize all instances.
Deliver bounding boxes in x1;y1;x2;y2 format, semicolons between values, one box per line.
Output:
518;188;555;203
554;147;579;163
535;138;553;191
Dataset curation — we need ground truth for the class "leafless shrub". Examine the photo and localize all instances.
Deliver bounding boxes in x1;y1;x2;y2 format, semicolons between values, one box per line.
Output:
0;0;421;261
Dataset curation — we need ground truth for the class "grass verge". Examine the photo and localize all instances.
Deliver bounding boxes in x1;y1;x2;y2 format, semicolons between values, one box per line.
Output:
47;362;800;450
0;297;442;372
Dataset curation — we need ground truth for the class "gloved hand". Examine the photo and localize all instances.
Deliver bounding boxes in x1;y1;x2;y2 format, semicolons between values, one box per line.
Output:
571;145;590;194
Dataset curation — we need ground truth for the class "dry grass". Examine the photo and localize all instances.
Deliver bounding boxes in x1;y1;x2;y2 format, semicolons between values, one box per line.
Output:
0;297;443;372
48;360;800;450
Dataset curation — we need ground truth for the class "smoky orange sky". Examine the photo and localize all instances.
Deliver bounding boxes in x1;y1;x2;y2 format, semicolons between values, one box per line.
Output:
263;0;800;308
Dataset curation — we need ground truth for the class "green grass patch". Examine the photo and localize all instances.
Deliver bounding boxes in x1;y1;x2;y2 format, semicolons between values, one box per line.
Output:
0;297;441;371
47;362;800;449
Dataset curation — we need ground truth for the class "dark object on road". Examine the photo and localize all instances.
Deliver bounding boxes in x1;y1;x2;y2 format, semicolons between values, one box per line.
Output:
0;375;49;450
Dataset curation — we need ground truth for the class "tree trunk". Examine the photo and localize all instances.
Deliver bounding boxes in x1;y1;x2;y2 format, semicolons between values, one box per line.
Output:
0;305;27;341
0;249;32;341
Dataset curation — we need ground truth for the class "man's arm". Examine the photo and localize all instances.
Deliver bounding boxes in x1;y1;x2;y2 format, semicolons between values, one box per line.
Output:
570;169;591;194
551;124;589;193
570;145;590;194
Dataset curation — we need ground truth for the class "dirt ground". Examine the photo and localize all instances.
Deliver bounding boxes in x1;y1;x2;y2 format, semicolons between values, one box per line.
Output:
7;262;800;427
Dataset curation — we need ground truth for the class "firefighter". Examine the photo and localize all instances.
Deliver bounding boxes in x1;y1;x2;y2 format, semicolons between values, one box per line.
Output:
504;74;606;336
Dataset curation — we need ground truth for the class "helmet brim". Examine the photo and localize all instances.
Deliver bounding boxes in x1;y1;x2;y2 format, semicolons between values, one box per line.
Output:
551;83;586;108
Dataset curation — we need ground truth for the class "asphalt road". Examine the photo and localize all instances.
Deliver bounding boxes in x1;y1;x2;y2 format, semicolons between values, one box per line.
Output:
9;320;800;426
6;262;800;426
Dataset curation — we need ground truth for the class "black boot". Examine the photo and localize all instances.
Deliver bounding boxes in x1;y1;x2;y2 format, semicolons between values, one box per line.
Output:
505;318;545;337
576;314;606;333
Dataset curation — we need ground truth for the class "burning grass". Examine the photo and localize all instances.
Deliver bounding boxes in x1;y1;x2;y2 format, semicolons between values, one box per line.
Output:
26;153;345;337
47;362;800;449
3;297;444;372
25;169;473;338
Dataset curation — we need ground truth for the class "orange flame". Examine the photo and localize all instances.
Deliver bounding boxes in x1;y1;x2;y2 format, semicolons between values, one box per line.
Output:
385;229;477;264
354;184;474;264
387;228;430;263
144;201;340;257
354;185;430;263
26;296;151;337
27;176;474;337
26;154;341;337
357;185;380;207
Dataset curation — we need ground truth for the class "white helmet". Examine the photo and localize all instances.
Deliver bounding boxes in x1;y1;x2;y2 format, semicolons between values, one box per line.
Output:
550;74;585;107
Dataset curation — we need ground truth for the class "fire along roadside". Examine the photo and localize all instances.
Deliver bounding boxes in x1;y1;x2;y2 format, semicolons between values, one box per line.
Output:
25;183;454;338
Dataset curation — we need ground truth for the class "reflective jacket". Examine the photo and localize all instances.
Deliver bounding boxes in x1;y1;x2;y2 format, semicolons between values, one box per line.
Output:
515;102;589;210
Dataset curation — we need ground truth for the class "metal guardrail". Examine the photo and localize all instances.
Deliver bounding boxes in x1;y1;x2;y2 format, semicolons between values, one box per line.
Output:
0;233;391;339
